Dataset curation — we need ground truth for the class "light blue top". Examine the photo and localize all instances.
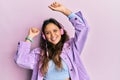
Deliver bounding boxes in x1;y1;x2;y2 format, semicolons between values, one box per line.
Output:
43;60;70;80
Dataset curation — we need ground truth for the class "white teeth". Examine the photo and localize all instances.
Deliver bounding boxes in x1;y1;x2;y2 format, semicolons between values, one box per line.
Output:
51;37;56;41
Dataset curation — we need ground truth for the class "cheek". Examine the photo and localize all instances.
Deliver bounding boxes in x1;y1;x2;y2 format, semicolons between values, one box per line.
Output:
58;32;62;36
57;31;62;35
45;35;50;39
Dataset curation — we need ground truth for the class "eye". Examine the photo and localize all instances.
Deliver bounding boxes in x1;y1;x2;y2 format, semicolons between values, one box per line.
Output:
53;29;57;32
45;32;50;35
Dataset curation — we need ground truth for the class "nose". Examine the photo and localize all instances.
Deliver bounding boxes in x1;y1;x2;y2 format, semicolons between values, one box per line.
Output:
51;32;55;37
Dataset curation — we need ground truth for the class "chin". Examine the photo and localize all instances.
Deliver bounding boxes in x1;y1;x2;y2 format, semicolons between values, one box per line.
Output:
52;42;58;45
51;40;60;45
49;38;61;45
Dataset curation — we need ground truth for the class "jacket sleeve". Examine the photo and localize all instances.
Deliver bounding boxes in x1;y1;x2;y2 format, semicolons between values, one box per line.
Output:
69;11;89;55
14;41;40;70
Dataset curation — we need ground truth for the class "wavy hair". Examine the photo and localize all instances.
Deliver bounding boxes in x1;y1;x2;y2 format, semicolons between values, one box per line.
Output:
39;18;69;75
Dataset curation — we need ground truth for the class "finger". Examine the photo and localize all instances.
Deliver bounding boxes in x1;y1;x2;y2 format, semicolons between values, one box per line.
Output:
48;6;56;10
34;28;40;33
29;28;32;32
35;28;40;33
53;2;59;7
54;2;60;6
31;28;36;33
53;2;57;5
51;2;58;7
29;28;33;33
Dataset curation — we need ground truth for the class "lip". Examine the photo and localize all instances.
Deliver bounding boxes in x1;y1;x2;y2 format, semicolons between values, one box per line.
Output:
51;37;57;41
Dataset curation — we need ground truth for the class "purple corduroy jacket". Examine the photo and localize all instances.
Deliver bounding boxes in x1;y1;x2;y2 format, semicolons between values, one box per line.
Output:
14;11;90;80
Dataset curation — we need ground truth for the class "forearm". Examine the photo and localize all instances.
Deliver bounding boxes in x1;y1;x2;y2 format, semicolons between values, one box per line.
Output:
69;11;89;54
14;41;35;69
61;8;72;16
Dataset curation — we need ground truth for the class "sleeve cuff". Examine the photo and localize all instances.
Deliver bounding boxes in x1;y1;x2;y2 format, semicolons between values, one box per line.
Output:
18;41;31;49
68;12;84;23
68;13;76;19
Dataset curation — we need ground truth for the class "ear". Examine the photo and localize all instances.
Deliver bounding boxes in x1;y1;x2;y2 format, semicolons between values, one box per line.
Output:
60;28;64;35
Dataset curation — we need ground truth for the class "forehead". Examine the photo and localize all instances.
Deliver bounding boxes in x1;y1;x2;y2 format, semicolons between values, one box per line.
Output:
45;23;60;31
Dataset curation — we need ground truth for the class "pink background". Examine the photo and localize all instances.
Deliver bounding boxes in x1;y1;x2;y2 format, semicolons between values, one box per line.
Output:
0;0;120;80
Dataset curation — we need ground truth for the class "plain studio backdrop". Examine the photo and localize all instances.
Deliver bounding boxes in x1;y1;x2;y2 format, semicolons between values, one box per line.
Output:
0;0;120;80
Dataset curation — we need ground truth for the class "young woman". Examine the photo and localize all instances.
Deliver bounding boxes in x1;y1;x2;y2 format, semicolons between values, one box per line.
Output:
14;2;90;80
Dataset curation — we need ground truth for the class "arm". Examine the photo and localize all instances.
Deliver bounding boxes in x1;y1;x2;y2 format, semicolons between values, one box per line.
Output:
49;2;89;55
14;28;40;69
14;41;40;69
69;11;89;55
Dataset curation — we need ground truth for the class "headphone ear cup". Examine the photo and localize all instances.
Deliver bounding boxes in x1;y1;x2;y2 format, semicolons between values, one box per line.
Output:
60;28;64;35
42;32;46;40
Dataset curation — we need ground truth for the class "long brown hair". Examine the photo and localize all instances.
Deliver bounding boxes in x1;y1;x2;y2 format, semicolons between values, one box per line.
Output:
39;18;69;75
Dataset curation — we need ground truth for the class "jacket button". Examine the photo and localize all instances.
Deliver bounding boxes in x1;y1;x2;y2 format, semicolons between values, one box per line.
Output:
70;69;73;71
75;18;77;20
18;42;20;45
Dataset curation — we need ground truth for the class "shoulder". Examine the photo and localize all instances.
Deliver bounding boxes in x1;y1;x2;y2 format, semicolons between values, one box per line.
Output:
63;38;73;49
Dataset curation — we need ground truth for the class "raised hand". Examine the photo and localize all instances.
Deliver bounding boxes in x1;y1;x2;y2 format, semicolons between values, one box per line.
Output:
48;2;72;16
48;2;65;12
28;27;40;38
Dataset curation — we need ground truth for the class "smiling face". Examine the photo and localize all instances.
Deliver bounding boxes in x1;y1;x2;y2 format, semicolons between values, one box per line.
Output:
44;23;62;45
